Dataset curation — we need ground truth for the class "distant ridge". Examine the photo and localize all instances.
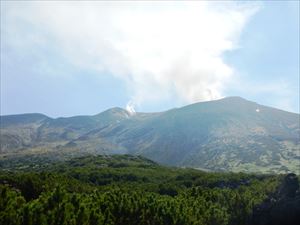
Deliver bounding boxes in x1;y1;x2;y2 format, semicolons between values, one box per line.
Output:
1;97;299;173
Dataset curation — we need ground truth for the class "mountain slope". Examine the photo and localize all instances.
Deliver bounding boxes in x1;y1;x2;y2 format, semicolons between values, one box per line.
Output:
1;97;299;173
71;97;299;173
0;108;131;153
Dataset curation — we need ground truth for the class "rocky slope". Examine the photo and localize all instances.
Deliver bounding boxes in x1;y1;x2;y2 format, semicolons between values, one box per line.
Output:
1;97;299;173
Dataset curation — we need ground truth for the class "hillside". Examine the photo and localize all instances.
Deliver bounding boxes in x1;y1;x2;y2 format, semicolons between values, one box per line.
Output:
1;97;299;173
1;155;299;225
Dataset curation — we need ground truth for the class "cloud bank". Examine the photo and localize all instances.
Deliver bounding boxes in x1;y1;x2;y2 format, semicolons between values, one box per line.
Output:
2;1;259;110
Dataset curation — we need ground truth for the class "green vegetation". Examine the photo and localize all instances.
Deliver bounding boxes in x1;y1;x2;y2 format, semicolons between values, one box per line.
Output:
0;154;284;225
1;97;299;174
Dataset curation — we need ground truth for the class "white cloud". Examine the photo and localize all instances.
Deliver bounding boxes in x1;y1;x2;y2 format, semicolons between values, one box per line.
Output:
2;1;260;110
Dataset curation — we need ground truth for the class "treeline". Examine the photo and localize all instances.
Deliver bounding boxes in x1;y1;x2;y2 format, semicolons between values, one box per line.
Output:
0;155;282;225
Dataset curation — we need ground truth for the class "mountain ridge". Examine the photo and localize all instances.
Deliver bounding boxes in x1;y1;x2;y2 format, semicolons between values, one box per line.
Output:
1;96;299;118
1;96;299;173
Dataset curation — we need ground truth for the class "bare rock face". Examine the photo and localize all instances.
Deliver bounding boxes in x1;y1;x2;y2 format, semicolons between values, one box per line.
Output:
249;173;300;225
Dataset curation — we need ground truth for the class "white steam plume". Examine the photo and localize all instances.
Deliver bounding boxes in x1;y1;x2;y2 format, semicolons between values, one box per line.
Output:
126;101;136;116
3;1;260;110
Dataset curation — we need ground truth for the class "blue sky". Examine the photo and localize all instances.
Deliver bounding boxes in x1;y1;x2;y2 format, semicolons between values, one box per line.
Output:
1;1;299;117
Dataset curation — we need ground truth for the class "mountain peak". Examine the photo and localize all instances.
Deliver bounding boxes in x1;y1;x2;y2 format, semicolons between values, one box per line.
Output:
222;96;247;101
0;113;50;127
93;107;133;123
107;107;127;113
217;96;256;105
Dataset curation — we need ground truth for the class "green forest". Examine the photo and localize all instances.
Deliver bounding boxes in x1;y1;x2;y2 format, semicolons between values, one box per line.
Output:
0;155;299;225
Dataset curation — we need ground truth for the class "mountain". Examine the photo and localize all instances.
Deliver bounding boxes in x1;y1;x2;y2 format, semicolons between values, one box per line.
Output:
1;97;299;173
0;108;131;153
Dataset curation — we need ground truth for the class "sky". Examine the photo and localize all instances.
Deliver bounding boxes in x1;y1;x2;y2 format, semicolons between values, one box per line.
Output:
1;1;299;117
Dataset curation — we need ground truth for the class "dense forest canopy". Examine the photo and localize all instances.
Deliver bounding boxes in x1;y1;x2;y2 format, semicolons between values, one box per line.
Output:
1;154;299;225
